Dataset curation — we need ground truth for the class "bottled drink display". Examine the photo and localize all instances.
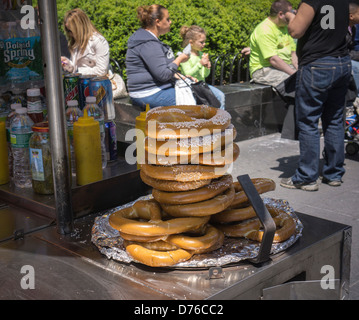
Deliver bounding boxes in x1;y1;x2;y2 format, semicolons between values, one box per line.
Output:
83;96;107;169
0;121;9;185
5;103;21;182
10;107;34;188
65;100;83;175
105;120;118;162
0;10;44;93
29;122;54;195
9;88;27;108
26;88;44;123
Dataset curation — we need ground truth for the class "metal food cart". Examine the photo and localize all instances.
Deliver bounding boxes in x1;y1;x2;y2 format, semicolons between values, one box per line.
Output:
0;0;352;300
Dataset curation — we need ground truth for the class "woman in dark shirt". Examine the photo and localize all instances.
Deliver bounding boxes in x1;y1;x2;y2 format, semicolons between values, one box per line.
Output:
126;4;189;109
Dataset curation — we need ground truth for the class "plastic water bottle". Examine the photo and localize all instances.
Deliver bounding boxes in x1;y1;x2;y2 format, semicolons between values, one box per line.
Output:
10;107;34;188
84;96;107;169
5;103;22;183
65;100;83;175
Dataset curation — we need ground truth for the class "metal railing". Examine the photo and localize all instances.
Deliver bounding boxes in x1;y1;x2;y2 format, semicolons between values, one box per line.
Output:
110;52;250;87
209;53;250;86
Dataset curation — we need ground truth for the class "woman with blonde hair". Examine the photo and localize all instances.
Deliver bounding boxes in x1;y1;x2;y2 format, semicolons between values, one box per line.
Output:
61;8;109;76
180;25;225;109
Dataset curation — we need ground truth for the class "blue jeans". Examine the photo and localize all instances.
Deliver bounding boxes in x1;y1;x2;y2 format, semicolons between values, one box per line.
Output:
208;85;226;109
351;60;359;94
130;87;176;109
131;85;225;110
292;55;351;184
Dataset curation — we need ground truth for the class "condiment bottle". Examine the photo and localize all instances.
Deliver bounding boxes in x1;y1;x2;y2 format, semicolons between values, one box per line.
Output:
73;109;102;186
135;104;150;168
83;96;107;169
0;121;9;185
27;88;44;123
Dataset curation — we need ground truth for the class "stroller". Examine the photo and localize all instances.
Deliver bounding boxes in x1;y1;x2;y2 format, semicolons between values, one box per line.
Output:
345;104;359;155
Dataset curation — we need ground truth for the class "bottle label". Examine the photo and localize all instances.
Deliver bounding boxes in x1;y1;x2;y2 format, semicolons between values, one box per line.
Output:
2;36;44;83
27;100;42;113
99;119;105;133
10;132;32;148
30;148;45;181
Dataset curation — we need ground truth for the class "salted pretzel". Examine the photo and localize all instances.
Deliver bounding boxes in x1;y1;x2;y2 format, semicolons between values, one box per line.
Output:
166;225;223;251
211;205;257;224
152;175;233;205
140;170;212;192
145;105;232;139
146;143;240;166
229;178;276;208
141;163;230;182
109;199;210;237
215;204;296;243
145;125;236;157
160;186;235;217
125;243;193;267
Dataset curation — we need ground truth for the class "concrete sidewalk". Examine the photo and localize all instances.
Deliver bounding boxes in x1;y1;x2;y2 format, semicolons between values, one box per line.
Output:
232;133;359;300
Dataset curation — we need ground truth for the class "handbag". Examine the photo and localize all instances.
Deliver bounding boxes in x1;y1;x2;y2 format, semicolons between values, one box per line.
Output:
190;81;221;108
174;79;197;105
172;69;221;108
108;70;128;99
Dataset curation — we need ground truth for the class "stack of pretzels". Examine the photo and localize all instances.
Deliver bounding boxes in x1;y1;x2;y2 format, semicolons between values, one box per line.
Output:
108;105;296;267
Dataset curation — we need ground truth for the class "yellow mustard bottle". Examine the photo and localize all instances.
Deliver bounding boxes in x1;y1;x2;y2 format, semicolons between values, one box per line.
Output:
73;109;103;186
135;104;150;168
0;121;9;185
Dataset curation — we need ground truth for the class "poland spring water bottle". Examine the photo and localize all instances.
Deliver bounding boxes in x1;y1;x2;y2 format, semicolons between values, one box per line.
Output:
84;96;107;169
10;107;34;188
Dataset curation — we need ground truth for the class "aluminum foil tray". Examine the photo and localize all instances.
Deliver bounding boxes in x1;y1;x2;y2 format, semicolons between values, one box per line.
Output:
91;196;303;268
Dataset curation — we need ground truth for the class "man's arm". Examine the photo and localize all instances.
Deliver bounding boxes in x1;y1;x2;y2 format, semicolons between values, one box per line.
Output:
291;51;298;69
285;2;315;39
269;55;297;75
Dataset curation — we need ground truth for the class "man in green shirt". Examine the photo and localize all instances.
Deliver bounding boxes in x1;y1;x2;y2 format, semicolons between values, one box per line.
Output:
249;0;298;87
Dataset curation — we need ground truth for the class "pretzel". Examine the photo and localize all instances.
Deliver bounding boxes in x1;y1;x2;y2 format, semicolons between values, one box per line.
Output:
119;232;168;243
166;225;223;251
145;105;232;140
191;227;225;254
109;199;210;237
215;205;296;243
125;243;193;267
230;178;276;208
161;186;235;217
145;125;236;157
141;163;230;182
211;205;257;224
124;240;177;251
146;143;240;166
140;170;212;192
152;175;233;205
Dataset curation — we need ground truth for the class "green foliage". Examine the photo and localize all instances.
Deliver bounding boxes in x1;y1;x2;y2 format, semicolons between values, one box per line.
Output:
55;0;301;83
